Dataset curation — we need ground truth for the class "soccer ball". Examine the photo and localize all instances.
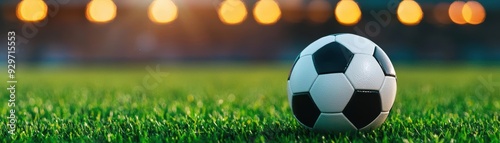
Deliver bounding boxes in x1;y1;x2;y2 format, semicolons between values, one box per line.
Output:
287;33;397;131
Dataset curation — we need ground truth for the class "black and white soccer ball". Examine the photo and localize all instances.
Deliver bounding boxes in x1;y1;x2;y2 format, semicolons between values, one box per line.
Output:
287;33;397;131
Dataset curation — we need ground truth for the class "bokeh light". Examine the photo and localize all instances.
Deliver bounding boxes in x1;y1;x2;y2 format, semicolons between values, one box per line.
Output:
433;3;451;25
16;0;48;22
86;0;117;23
307;0;332;24
279;0;303;23
218;0;248;25
448;1;466;25
334;0;361;26
462;1;485;25
397;0;423;26
148;0;178;24
253;0;282;25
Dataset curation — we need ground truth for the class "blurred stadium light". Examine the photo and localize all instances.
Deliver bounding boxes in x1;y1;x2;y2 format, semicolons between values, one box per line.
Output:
448;1;466;25
85;0;117;23
16;0;47;22
253;0;281;25
12;0;491;26
148;0;178;24
334;0;361;26
1;0;499;63
397;0;423;26
462;1;485;25
218;0;248;25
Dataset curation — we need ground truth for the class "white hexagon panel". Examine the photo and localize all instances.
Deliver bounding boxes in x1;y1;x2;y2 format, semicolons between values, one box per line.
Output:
335;33;376;55
310;73;354;113
345;54;385;90
380;77;397;112
289;55;318;93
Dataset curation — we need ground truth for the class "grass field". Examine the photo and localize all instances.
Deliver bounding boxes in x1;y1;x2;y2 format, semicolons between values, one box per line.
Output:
1;64;500;142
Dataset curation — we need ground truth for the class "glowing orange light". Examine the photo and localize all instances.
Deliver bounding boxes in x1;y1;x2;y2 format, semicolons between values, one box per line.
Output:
86;0;117;23
397;0;423;26
307;0;332;24
148;0;178;24
449;1;466;25
218;0;248;25
462;1;485;25
334;0;361;26
253;0;282;25
16;0;48;22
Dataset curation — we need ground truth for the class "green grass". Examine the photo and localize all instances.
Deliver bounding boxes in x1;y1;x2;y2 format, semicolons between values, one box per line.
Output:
1;64;500;142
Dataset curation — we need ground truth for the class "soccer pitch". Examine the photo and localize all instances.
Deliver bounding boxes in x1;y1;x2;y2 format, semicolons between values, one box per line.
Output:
1;65;499;142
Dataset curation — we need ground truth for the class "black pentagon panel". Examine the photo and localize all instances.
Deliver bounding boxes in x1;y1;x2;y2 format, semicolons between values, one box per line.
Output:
373;46;396;77
312;42;354;74
342;90;382;129
288;55;300;80
292;92;321;128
